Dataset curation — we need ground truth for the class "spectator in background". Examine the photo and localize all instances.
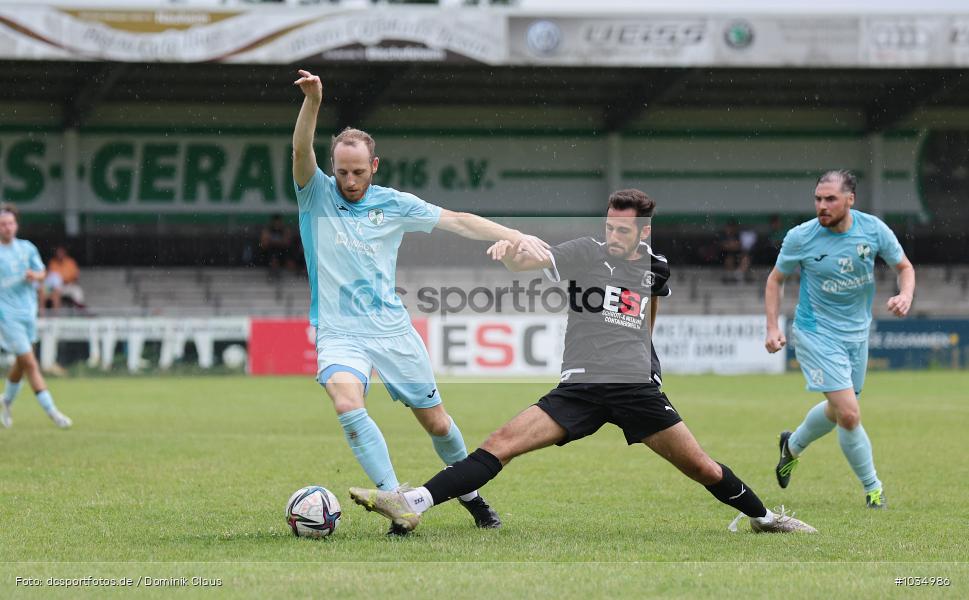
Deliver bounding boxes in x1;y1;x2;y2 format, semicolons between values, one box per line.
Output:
718;220;741;282
764;214;786;259
739;225;758;280
39;246;84;314
259;214;295;279
719;220;756;283
753;214;788;267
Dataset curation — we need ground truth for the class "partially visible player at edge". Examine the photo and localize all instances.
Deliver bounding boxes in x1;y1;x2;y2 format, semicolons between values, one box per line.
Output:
291;69;550;533
765;170;915;508
0;204;71;429
350;190;816;534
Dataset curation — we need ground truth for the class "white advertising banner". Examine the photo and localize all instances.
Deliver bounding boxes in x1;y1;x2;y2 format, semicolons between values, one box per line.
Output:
28;313;782;376
1;4;969;66
0;6;504;64
950;18;969;66
424;314;784;377
652;315;785;375
509;14;969;67
427;314;567;377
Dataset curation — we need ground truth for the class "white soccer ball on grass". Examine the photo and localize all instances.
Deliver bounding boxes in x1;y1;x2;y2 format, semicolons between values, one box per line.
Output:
285;486;342;538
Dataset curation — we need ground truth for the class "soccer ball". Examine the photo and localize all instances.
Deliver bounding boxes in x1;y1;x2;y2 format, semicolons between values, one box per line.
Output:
285;486;341;538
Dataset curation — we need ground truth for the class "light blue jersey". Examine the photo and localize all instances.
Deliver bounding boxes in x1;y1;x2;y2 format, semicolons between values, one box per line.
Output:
0;239;44;355
776;210;904;342
296;167;441;336
0;239;43;320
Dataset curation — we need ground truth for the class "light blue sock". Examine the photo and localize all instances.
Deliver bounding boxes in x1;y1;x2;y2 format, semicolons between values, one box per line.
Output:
431;417;478;502
36;390;55;413
431;417;468;465
3;379;22;406
838;424;881;493
788;401;836;456
337;408;399;491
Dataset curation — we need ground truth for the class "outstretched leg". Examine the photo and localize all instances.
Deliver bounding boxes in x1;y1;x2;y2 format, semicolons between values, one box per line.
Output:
643;422;768;518
642;422;815;533
411;403;501;527
349;405;565;532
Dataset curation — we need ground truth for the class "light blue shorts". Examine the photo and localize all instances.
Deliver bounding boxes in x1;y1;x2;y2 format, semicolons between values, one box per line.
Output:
0;313;36;356
316;327;441;409
792;325;868;395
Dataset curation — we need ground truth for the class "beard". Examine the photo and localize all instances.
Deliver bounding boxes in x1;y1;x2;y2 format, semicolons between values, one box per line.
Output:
607;242;636;259
818;211;846;229
337;176;372;202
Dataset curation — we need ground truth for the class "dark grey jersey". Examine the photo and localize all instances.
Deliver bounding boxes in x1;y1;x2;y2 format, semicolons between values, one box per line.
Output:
545;237;671;385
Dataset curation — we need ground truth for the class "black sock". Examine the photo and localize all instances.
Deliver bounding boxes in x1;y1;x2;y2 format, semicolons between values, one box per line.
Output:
704;462;768;518
423;448;503;505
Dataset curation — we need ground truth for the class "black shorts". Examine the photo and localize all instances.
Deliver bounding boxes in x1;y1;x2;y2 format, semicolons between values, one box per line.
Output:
535;383;682;446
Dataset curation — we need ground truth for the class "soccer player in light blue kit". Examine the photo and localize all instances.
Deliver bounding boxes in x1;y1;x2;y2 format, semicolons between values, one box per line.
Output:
0;204;72;429
764;170;915;509
291;69;550;533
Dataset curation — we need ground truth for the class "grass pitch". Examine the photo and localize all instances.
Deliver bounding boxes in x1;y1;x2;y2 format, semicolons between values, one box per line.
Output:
1;372;966;598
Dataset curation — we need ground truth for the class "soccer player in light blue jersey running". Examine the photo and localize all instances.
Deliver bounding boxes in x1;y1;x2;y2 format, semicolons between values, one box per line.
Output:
0;204;71;430
291;69;550;533
764;170;915;509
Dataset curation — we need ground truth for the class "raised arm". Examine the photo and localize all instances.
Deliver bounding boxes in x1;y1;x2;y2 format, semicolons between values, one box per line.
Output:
764;267;787;353
292;69;322;189
886;256;915;317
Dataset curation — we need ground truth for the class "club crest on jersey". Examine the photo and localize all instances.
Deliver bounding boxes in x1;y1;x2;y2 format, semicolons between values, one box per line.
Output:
368;208;384;226
641;271;655;288
856;243;872;260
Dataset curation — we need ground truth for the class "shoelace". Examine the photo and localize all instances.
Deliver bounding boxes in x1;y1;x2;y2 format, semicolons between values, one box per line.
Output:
772;505;797;522
727;512;746;532
778;456;799;476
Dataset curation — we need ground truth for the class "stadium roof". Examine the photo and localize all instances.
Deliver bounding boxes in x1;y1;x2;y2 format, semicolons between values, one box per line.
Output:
2;60;966;133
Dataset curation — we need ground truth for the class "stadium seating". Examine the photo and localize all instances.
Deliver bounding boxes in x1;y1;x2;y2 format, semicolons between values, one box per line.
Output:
74;265;969;318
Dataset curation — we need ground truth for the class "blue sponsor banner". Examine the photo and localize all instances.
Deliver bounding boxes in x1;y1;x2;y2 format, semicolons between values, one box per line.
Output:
787;319;969;370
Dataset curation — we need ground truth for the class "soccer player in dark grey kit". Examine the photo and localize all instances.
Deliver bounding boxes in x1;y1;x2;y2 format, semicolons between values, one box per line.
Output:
350;190;816;534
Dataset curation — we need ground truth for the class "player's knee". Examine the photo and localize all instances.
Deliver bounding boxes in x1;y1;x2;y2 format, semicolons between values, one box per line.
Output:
422;413;452;437
17;353;38;371
332;399;364;414
323;374;365;414
838;410;860;430
481;429;516;464
326;388;364;414
686;457;721;486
